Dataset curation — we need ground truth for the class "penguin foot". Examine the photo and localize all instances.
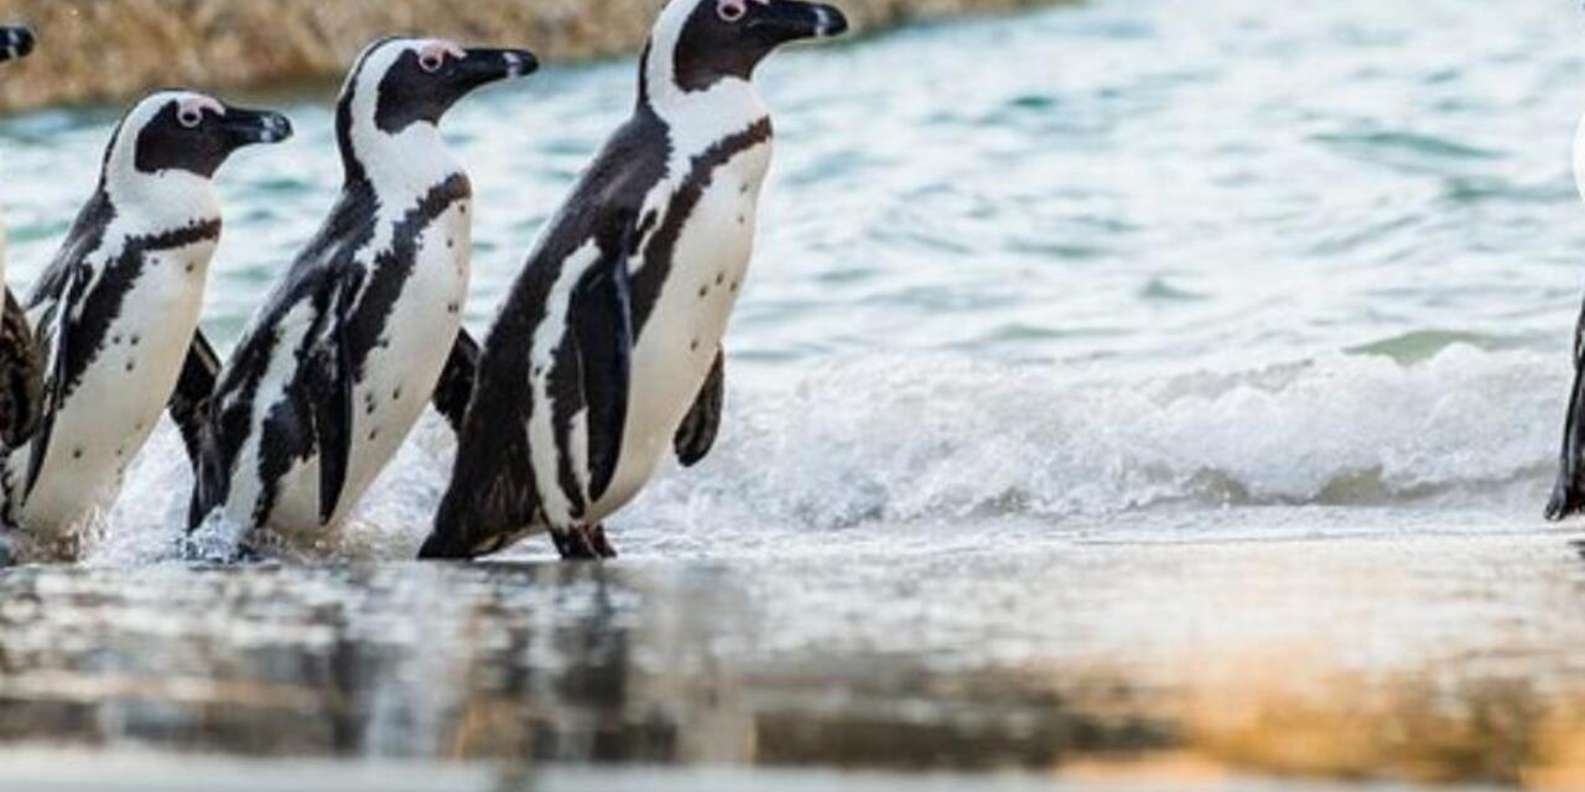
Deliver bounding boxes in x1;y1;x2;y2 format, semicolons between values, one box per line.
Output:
588;525;618;559
552;524;618;561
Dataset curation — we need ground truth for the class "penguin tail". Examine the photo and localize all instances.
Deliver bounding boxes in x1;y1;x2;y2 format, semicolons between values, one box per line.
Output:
1549;395;1585;520
421;475;538;560
421;348;546;560
417;529;471;560
418;489;484;560
1548;480;1585;522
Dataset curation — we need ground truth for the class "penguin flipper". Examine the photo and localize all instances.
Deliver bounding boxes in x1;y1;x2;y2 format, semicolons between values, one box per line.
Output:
569;227;635;504
187;423;230;532
422;391;537;560
432;329;479;436
1550;295;1585;520
0;287;43;448
310;278;360;526
169;329;221;464
24;265;91;498
674;348;724;468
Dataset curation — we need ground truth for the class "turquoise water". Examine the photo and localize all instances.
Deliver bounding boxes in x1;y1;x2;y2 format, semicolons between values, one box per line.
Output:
4;0;1585;782
13;0;1581;369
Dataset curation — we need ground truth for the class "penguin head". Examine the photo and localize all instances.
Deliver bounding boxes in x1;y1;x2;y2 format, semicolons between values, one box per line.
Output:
0;25;34;64
336;37;538;184
654;0;849;91
111;91;293;180
340;38;538;139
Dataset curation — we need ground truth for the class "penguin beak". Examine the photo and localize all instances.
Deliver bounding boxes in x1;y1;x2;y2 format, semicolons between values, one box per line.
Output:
219;106;294;149
0;25;35;63
449;47;540;96
747;1;850;43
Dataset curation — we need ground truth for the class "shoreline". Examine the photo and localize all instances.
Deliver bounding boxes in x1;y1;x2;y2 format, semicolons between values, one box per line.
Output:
0;0;1059;112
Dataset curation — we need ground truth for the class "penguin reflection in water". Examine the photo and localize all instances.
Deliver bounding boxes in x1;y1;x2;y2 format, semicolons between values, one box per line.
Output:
0;24;41;450
0;91;291;562
184;39;538;557
419;0;849;561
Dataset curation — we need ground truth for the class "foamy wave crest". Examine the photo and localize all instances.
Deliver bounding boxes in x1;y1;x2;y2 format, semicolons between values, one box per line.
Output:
625;345;1564;541
76;344;1565;564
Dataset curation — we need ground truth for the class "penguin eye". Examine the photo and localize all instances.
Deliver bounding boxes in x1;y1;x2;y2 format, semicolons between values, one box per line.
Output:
718;0;747;22
419;53;445;73
178;108;204;129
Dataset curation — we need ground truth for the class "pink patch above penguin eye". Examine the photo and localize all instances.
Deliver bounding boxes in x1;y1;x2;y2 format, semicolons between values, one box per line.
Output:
176;95;224;129
718;0;747;22
416;39;465;73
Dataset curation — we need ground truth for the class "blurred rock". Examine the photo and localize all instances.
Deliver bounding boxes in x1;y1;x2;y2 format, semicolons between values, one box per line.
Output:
0;0;1052;110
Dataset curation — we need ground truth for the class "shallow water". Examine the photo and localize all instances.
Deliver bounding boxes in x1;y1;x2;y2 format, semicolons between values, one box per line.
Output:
2;0;1585;784
4;531;1585;786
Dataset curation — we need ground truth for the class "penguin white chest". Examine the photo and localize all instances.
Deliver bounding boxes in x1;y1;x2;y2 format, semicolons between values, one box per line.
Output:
20;239;215;534
332;200;472;526
592;140;772;520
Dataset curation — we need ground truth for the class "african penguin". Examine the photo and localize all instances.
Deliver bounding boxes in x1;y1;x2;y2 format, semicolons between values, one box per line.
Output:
419;0;849;560
185;38;537;557
1545;111;1585;520
0;90;291;560
0;25;41;451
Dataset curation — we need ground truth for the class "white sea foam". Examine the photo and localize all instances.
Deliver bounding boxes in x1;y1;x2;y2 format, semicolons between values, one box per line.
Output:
623;345;1562;551
74;344;1567;565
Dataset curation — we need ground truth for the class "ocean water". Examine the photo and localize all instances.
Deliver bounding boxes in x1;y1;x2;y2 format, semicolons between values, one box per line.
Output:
6;0;1581;561
4;0;1585;782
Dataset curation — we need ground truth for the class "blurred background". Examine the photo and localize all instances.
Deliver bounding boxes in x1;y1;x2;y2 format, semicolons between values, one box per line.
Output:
3;0;1585;789
0;0;1045;109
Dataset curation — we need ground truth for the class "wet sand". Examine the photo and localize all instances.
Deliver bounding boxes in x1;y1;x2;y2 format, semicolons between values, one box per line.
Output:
1;521;1583;787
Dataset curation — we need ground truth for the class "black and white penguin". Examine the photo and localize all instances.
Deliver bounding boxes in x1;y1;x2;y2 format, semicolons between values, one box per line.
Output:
0;90;291;557
185;38;537;555
1545;115;1585;520
0;24;41;450
419;0;848;560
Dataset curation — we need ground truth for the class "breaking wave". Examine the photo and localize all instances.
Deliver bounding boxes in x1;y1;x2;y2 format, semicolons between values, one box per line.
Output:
81;343;1566;565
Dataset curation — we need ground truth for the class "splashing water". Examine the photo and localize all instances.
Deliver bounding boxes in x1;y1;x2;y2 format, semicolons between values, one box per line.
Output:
67;341;1561;565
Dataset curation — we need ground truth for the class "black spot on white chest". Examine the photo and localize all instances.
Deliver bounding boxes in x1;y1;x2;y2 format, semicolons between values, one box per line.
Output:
339;205;470;480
